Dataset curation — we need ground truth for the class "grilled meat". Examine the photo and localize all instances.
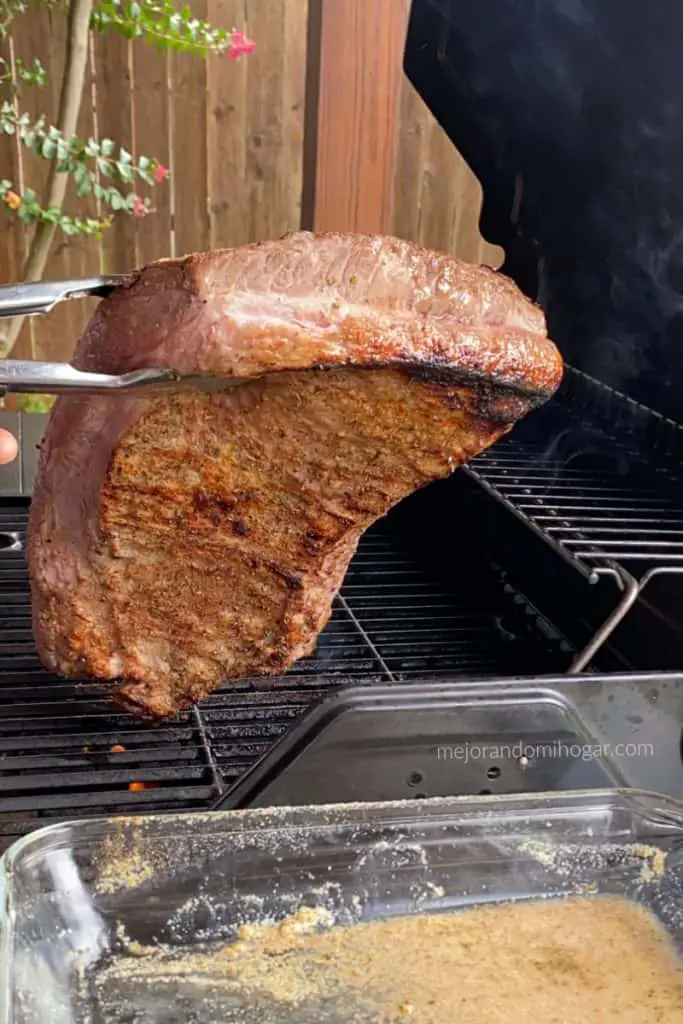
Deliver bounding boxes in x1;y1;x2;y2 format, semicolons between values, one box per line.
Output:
27;232;563;718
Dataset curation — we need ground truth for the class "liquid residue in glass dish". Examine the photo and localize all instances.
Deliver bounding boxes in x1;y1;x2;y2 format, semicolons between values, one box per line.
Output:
80;895;683;1023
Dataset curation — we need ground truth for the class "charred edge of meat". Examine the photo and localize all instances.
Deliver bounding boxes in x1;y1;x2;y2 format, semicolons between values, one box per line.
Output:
198;363;554;425
303;360;561;405
464;384;540;425
403;363;559;405
99;271;139;300
215;362;551;423
112;686;172;721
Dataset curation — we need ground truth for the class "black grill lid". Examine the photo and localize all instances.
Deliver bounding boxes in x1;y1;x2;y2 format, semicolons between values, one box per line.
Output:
404;0;683;422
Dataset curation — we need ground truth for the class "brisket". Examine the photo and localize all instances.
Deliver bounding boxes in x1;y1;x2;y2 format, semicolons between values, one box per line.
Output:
27;232;563;718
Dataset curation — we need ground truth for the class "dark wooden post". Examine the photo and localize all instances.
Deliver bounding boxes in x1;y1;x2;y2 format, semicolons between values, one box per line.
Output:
312;0;410;234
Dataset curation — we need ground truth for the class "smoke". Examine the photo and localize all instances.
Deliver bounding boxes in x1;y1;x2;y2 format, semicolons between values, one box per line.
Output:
536;424;635;480
410;0;683;421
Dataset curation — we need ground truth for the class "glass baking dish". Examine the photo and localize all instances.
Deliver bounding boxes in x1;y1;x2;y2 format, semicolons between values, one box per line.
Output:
1;788;683;1023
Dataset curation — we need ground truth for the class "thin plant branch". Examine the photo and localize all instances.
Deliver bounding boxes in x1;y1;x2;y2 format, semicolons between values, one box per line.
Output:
4;0;92;356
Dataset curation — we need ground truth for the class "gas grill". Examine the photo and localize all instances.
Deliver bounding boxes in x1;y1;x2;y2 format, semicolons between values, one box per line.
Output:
4;0;683;848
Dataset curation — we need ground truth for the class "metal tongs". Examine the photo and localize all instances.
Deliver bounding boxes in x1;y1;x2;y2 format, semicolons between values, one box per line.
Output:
0;276;249;397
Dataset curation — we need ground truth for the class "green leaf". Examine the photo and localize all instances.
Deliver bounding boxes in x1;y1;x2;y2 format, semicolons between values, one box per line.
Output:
41;137;56;159
116;161;133;183
89;0;237;58
96;155;112;177
16;393;55;414
75;177;92;198
100;137;115;156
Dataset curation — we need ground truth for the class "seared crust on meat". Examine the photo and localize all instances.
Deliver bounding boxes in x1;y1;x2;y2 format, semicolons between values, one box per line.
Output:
27;232;562;718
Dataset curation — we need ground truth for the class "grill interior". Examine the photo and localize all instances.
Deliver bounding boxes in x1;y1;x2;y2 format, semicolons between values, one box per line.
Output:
469;368;683;579
2;367;683;849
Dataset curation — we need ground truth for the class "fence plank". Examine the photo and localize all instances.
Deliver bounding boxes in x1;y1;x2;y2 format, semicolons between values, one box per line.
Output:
34;27;102;362
392;80;428;248
393;79;503;268
37;5;80;361
40;6;77;360
245;1;286;242
207;0;247;249
8;4;72;359
419;110;468;256
94;32;137;274
170;0;209;258
0;37;23;291
62;31;101;348
314;0;409;234
245;0;306;242
274;0;308;238
300;0;321;231
11;7;55;252
132;44;172;266
207;1;307;251
0;36;23;373
61;33;101;283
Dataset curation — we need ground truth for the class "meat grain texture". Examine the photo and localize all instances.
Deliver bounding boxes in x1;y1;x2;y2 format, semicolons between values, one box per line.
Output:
27;232;563;718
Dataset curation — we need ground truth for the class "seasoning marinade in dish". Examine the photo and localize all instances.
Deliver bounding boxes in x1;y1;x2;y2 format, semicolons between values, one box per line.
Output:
89;897;683;1022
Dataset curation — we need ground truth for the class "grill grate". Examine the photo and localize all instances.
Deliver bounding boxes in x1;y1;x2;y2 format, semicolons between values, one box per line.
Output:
468;450;683;576
0;502;565;849
465;367;683;668
468;367;683;579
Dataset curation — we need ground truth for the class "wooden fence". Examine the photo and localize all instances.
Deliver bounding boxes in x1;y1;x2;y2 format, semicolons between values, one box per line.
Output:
0;0;500;364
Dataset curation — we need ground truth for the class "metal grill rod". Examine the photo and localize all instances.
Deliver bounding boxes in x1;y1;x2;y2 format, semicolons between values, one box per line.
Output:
467;366;683;671
464;464;662;672
463;465;598;583
568;564;639;673
569;564;683;673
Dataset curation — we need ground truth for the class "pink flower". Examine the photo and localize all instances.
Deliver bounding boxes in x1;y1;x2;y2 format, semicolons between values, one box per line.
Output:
154;163;168;183
228;30;255;60
132;196;154;218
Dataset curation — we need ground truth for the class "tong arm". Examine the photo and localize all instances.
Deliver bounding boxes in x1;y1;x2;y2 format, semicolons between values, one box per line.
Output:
0;361;181;396
0;276;126;319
